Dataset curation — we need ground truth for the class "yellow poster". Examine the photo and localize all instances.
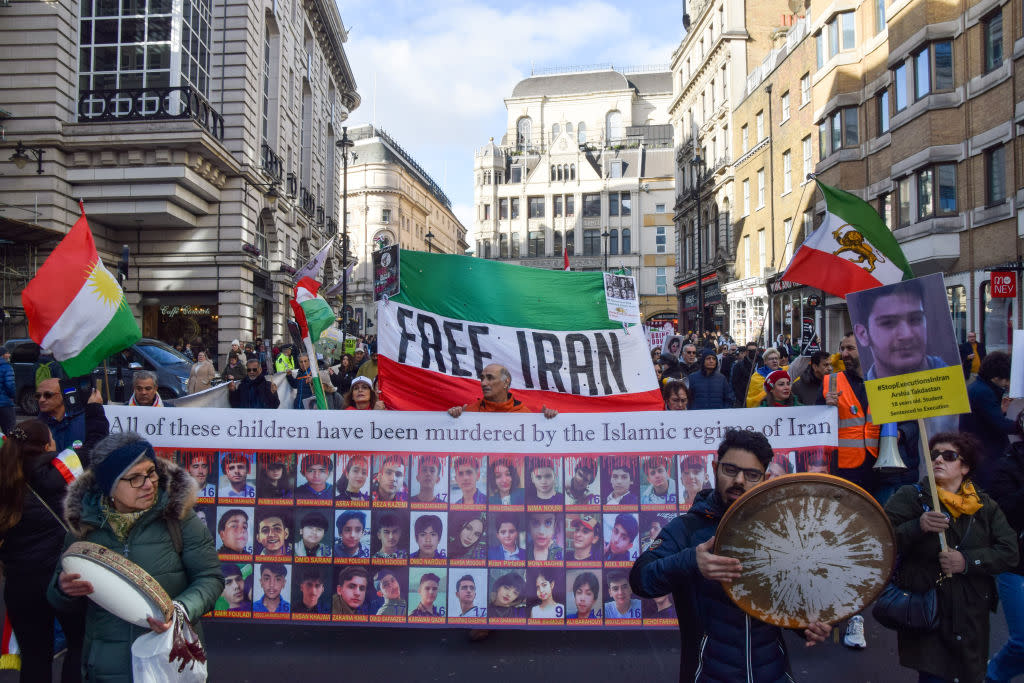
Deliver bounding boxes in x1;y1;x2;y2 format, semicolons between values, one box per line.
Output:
865;367;970;423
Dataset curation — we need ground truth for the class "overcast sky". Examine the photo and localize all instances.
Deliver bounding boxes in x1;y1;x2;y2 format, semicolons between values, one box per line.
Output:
335;0;682;240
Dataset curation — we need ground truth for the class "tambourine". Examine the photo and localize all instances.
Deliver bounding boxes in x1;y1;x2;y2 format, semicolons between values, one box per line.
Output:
714;473;895;628
61;541;173;628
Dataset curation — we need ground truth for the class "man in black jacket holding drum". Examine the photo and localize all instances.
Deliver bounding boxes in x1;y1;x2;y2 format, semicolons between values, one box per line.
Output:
630;429;830;682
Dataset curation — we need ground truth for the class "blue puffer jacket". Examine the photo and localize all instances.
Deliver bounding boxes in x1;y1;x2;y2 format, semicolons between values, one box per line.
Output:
687;366;734;410
630;489;793;683
0;357;14;408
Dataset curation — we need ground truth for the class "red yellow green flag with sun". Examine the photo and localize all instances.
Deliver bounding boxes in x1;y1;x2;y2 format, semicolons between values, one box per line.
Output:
22;204;141;377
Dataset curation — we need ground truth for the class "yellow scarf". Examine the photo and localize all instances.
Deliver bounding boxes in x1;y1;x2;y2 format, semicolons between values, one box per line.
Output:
936;480;983;519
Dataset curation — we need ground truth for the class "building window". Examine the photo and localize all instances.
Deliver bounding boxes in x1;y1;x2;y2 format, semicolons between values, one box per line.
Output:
262;29;272;145
609;160;623;178
800;73;811;105
757;168;765;208
511;234;520;258
781;91;790;122
914;162;957;220
783;218;794;264
893;63;908;112
782;150;792;194
499;233;509;258
382;208;391;223
528;196;545;218
896;176;912;226
566;195;575;216
622;228;631;254
818;106;858;157
609;229;619;255
516;116;532;151
984;10;1003;73
510;197;520;219
877;90;890;134
554;195;563;217
655;226;667;254
528;230;544;257
758;229;766;274
756;111;765;140
875;0;886;33
583;229;601;256
910;41;953;101
743;179;751;215
609;192;618;217
605;110;623;144
566;228;575;255
620;192;631;216
499;198;508;220
483;204;491;220
577;122;586;146
743;234;751;275
655;203;666;213
803;209;815;238
583;193;601;217
802;135;812;179
552;122;560;140
816;32;825;69
656;267;667;295
553;230;563;255
947;284;967;342
510;166;522;183
878;193;893;229
986;145;1006;205
741;124;749;153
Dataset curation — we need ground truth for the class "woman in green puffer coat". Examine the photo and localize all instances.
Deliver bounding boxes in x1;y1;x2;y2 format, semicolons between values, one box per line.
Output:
47;431;223;682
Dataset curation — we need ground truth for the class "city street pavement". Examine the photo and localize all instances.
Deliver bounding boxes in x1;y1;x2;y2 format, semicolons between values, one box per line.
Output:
4;608;1009;682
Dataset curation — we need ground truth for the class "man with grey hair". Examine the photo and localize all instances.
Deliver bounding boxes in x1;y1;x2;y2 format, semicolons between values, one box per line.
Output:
680;343;701;376
128;370;163;407
447;363;557;418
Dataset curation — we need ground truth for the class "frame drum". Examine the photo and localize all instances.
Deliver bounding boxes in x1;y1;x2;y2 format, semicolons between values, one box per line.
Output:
713;473;895;628
61;541;173;628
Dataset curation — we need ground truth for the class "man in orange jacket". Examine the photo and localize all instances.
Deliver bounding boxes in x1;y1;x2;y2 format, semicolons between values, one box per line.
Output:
447;364;557;418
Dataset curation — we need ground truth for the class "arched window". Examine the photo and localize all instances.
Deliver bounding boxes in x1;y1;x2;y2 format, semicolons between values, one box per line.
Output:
557;165;563;181
551;165;557;181
483;240;492;259
517;117;532;151
553;230;563;255
570;164;576;180
566;228;575;256
609;229;619;255
605;110;623;144
577;122;586;145
622;228;631;254
552;123;560;139
566;122;573;136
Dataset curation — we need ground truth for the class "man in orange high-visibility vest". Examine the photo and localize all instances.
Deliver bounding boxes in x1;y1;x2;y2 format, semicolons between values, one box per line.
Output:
821;332;879;492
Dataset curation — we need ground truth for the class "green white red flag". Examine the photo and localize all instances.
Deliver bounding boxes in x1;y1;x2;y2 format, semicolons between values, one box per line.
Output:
22;204;141;377
290;277;334;410
377;251;662;412
781;180;914;298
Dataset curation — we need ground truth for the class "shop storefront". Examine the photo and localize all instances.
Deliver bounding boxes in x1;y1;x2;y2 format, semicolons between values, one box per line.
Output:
766;276;824;354
722;277;767;346
141;294;219;350
677;274;726;334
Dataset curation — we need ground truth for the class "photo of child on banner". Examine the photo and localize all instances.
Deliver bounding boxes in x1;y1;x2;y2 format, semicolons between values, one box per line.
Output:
846;273;969;422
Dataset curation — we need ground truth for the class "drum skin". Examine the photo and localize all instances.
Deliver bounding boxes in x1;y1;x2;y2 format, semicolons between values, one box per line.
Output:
713;473;895;628
61;541;173;628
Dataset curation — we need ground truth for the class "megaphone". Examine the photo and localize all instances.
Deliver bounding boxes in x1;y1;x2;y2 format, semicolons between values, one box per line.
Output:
874;422;908;473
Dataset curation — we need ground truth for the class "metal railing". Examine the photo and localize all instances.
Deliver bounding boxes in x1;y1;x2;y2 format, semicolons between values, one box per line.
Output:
299;187;315;216
77;85;224;140
261;143;284;183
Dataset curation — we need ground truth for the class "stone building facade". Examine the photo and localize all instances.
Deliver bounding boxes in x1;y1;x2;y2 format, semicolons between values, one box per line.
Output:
0;0;358;360
473;68;679;325
342;124;469;336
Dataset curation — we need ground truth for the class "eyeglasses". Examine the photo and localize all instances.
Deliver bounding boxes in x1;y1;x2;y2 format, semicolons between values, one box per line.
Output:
35;391;57;400
718;462;764;483
121;468;158;488
930;449;961;463
246;368;260;374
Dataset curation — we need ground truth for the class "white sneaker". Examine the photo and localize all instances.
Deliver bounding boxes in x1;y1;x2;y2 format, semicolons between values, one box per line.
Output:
843;614;866;649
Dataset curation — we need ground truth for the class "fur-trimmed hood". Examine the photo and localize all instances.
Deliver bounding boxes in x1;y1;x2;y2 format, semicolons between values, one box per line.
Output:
63;456;199;538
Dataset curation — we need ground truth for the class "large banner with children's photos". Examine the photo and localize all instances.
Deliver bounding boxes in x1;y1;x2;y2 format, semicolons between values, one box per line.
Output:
106;406;837;629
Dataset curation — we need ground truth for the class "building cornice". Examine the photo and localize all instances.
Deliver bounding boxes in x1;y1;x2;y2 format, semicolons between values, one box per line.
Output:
304;0;360;113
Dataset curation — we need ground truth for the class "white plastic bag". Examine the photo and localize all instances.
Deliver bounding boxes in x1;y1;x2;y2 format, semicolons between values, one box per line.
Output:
130;607;207;683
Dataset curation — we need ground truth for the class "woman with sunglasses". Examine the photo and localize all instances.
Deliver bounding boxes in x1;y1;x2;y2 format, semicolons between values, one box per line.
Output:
0;420;87;682
884;431;1018;683
48;432;223;682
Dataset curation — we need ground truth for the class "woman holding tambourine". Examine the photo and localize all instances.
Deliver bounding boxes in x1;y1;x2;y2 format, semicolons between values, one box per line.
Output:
884;431;1018;683
0;420;86;682
47;431;222;681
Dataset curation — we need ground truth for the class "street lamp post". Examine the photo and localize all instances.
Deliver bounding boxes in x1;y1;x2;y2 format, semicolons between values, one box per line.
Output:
336;126;354;343
601;229;610;271
425;230;434;253
690;154;706;336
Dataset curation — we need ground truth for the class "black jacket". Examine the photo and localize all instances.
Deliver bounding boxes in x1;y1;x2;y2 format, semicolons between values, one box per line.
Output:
0;452;72;577
987;442;1024;574
40;402;109;465
792;367;824;407
960;377;1018;490
228;373;281;409
630;489;793;683
729;356;756;408
958;341;986;378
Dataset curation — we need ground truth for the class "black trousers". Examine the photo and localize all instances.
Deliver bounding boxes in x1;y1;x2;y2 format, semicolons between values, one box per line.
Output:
0;406;16;435
4;570;84;683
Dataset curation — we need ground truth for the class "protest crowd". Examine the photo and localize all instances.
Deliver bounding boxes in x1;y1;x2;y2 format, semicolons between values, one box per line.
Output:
1;316;1023;683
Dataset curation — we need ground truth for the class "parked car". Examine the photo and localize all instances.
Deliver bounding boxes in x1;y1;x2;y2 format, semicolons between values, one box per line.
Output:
4;337;192;412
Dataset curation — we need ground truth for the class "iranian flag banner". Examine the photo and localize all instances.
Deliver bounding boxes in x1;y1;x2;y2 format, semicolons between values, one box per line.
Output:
290;277;334;410
781;180;914;298
378;251;662;412
22;205;141;377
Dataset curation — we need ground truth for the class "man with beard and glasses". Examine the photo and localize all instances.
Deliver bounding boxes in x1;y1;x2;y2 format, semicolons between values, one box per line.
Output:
630;429;831;682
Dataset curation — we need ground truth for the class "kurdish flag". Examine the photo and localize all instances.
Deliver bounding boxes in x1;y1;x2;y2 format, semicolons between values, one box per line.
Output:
378;251;662;412
781;180;914;298
22;205;141;377
290;277;334;410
